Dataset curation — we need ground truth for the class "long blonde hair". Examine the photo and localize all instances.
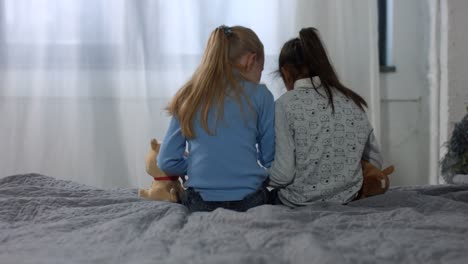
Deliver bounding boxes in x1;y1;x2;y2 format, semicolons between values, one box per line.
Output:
166;25;264;139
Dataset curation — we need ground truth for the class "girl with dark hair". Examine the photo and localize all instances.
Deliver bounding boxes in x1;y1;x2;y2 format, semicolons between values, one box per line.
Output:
268;27;383;207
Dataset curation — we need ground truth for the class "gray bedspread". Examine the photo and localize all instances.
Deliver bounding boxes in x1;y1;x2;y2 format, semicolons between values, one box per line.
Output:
1;174;468;264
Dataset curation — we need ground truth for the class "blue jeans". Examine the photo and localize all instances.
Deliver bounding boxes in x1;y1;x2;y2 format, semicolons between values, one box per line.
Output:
268;188;284;205
181;187;270;213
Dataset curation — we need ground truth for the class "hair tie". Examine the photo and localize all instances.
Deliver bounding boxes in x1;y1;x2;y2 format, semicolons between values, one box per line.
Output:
218;25;233;37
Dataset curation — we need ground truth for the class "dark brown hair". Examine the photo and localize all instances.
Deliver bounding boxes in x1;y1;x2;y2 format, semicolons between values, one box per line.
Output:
278;27;367;112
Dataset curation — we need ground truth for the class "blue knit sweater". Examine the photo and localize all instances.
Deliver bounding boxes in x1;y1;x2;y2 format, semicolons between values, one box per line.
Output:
158;81;275;201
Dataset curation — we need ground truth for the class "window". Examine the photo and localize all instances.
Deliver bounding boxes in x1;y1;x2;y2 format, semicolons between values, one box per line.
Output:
378;0;396;72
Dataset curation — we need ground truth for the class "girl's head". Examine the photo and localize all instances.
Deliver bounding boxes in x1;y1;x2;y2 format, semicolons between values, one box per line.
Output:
203;25;265;83
168;25;264;139
278;27;367;112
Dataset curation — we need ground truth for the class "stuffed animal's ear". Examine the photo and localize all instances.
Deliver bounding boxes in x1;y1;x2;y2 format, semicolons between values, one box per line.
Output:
361;160;379;173
150;139;161;152
382;165;395;176
382;175;390;191
361;160;371;171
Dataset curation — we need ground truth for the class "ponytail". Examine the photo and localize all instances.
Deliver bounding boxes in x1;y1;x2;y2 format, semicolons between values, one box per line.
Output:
279;27;367;112
167;26;264;139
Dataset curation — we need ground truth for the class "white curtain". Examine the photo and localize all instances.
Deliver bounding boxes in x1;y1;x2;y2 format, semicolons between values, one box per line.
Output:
0;0;379;188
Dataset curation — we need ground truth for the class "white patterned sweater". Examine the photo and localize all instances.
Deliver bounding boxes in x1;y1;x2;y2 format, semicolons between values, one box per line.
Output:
268;78;383;207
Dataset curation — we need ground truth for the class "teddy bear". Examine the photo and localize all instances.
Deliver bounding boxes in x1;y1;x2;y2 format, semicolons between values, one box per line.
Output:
356;160;395;200
138;139;185;202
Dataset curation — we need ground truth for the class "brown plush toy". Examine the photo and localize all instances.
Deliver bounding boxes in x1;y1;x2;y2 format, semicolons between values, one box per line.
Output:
138;139;184;202
356;160;395;200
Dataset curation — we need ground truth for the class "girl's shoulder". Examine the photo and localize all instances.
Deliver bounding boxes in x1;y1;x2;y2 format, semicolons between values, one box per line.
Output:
241;80;270;93
240;80;273;102
334;93;366;113
277;89;298;103
276;89;314;110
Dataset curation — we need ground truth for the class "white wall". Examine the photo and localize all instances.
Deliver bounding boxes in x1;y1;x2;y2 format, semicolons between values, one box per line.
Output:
435;0;468;183
442;0;468;140
380;0;431;186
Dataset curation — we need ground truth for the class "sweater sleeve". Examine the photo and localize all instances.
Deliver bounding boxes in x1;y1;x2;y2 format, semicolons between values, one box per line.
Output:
256;84;275;168
268;100;296;187
362;130;383;169
157;117;188;175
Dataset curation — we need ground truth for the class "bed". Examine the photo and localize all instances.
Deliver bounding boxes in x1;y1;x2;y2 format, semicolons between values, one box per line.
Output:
1;173;468;264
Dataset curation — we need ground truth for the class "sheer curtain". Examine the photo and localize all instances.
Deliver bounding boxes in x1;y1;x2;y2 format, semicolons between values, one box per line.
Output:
0;0;379;188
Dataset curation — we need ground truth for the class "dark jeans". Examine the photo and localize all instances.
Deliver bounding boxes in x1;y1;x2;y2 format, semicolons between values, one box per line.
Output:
181;187;270;213
268;188;284;205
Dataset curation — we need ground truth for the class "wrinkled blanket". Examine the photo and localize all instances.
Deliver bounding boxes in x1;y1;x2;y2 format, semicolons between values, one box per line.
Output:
1;174;468;264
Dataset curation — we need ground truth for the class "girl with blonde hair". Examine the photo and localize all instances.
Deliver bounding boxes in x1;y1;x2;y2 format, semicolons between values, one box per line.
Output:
158;25;275;212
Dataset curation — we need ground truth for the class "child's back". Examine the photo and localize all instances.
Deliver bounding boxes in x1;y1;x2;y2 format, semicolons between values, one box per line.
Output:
272;77;377;206
184;81;273;201
268;27;382;207
158;26;274;212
